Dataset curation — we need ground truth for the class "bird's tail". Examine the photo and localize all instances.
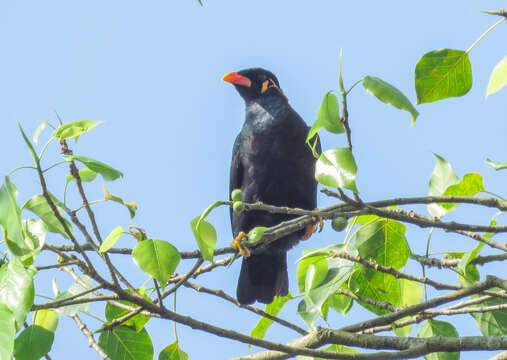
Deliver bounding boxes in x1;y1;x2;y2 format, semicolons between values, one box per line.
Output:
236;251;288;305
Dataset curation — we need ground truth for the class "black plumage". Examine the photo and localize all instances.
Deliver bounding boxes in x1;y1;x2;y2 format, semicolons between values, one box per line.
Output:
223;68;319;305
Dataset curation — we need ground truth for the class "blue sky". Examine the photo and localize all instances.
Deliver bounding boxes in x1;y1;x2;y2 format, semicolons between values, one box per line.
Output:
1;1;506;359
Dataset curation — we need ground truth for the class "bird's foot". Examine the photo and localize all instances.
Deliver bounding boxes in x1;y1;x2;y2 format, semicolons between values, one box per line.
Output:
301;208;324;240
230;231;251;257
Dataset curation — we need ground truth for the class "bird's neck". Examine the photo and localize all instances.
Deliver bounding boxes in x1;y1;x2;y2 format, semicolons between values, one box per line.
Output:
245;96;289;125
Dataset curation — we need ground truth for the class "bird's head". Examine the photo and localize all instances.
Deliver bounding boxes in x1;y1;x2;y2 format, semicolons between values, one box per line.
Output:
222;68;287;102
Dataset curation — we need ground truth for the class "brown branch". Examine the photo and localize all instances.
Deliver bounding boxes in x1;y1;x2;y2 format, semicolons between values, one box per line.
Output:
72;314;111;360
232;328;507;360
36;260;81;271
321;189;507;211
168;256;234;283
184;281;308;336
33;295;117;310
336;288;398;313
361;294;505;335
35;155;97;276
65;150;124;289
410;252;507;268
42;243;235;259
340;276;504;333
162;258;204;299
334;251;461;290
32;284;106;310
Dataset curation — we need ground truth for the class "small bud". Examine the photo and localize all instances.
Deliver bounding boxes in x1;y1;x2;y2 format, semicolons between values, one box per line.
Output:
233;201;245;213
331;217;348;232
231;189;244;202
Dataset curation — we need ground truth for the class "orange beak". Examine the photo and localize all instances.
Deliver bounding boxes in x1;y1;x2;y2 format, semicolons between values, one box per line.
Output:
222;72;252;87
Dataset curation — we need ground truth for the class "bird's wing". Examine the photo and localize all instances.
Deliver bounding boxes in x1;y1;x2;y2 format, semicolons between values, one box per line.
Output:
229;137;244;234
230;137;243;195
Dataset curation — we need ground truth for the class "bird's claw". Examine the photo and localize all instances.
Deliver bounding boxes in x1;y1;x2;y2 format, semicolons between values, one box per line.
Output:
301;208;324;240
230;231;251;257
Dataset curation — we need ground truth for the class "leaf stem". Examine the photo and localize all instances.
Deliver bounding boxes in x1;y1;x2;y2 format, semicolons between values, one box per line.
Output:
38;137;55;160
466;17;506;53
7;165;37;176
346;77;365;95
196;200;231;230
422;227;434;302
483;190;507;202
173;291;178;343
42;161;66;173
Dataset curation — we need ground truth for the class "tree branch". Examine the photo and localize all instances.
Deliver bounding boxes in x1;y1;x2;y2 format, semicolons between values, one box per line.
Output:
72;314;111;360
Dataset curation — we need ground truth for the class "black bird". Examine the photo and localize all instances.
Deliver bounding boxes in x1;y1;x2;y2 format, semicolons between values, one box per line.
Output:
223;68;319;305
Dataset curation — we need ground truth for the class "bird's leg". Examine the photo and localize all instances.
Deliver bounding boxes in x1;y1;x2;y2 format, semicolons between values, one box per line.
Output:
301;208;324;240
230;231;251;257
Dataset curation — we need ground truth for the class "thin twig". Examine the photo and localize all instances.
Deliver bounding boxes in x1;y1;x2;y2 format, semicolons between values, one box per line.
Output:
162;258;204;299
184;281;308;336
72;314;111;360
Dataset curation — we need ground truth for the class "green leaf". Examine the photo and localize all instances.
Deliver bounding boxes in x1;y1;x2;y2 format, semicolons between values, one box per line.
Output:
33;309;59;332
393;279;422;337
417;319;459;360
315;148;358;192
33;120;48;145
440;173;485;210
457;263;479;287
18;219;47;266
23;219;46;252
0;177;26;257
246;226;267;244
304;259;328;293
22;194;72;239
63;154;123;181
0;262;35;330
328;292;353;315
485;158;507;171
53;275;92;316
297;255;328;293
351;219;410;315
415;48;472;104
354;219;410;270
65;168;98;183
296;245;345;298
427;154;460;218
105;289;151;332
52;120;103;140
304;247;356;316
250;294;291;342
457;242;484;276
297;244;344;262
297;299;320;328
14;325;54;360
132;239;181;286
98;326;153;360
363;76;419;125
486;55;507;97
0;304;15;360
470;296;507;335
190;217;217;262
99;226;124;254
306;92;344;143
159;341;189;360
18;122;38;162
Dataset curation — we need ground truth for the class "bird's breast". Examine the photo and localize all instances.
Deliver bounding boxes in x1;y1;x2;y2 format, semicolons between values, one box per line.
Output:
238;109;314;208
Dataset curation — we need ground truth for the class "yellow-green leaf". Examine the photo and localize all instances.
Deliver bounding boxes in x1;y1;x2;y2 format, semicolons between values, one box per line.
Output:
486;55;507;97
